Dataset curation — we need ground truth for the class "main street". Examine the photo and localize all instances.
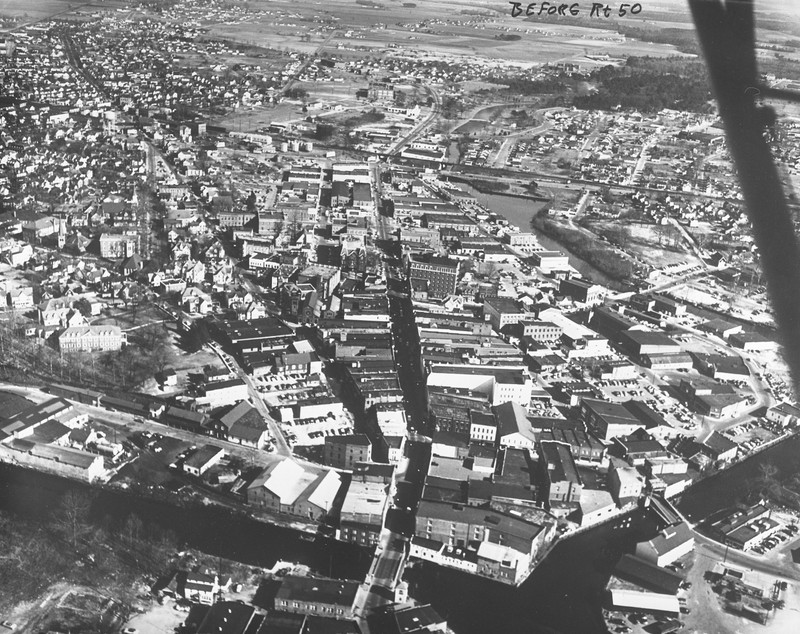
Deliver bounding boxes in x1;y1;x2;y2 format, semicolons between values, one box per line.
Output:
353;439;431;633
352;184;432;632
352;527;409;631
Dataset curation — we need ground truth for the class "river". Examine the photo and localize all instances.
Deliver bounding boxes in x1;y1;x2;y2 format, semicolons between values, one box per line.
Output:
0;464;372;581
0;462;649;634
676;434;800;524
6;432;800;634
408;511;657;634
456;184;617;287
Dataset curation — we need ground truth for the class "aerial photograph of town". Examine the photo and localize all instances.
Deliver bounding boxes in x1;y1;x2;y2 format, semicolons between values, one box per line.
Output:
1;0;800;632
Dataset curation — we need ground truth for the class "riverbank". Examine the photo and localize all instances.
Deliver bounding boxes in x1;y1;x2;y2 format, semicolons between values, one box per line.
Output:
451;183;619;286
532;214;637;283
0;454;320;535
677;431;800;524
0;462;374;573
443;173;550;202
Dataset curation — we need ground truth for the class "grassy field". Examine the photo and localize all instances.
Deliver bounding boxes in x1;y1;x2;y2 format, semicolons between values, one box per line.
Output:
0;0;130;21
92;304;166;330
196;0;696;65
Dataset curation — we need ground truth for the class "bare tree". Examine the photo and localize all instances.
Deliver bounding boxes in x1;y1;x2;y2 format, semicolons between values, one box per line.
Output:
121;514;144;547
53;490;94;549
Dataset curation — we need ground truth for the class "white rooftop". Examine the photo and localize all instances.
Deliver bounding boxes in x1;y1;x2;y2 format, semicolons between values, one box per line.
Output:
340;481;387;517
306;469;341;511
265;459;316;506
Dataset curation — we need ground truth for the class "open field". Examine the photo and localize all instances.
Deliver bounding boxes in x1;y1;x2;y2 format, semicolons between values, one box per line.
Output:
0;0;130;22
585;219;703;268
193;0;697;65
93;304;167;330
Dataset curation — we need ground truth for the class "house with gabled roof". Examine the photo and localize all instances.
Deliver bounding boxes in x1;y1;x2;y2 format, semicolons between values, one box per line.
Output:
160;570;232;605
218;401;270;448
7;286;34;310
181;286;212;314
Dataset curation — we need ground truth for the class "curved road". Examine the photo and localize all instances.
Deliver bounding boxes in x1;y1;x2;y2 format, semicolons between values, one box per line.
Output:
388;84;441;156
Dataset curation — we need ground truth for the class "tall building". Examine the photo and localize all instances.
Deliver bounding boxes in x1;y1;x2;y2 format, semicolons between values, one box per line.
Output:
368;82;395;102
323;434;372;470
408;256;459;299
537;440;582;510
1;37;15;57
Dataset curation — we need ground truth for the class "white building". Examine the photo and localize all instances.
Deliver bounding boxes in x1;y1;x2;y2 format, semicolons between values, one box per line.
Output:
58;325;126;352
635;522;695;567
609;589;680;614
427;364;532;406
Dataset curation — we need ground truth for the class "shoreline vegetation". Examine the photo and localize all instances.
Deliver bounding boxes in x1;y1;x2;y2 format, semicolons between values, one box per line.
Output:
0;486;182;627
445;173;551;201
531;213;636;281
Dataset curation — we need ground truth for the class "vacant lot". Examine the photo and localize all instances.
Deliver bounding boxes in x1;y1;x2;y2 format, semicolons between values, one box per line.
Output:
586;219;702;268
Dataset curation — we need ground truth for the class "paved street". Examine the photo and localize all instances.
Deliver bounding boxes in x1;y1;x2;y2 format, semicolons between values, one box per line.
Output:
206;340;292;457
76;401;282;469
388;84;440;156
352;204;432;631
660;319;775;436
0;381;326;476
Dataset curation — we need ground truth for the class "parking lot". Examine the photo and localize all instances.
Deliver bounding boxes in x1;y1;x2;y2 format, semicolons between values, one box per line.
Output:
749;524;798;556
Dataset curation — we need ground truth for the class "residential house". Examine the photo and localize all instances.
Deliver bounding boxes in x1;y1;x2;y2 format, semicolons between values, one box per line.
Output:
181;286;212;314
7;286;34;310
